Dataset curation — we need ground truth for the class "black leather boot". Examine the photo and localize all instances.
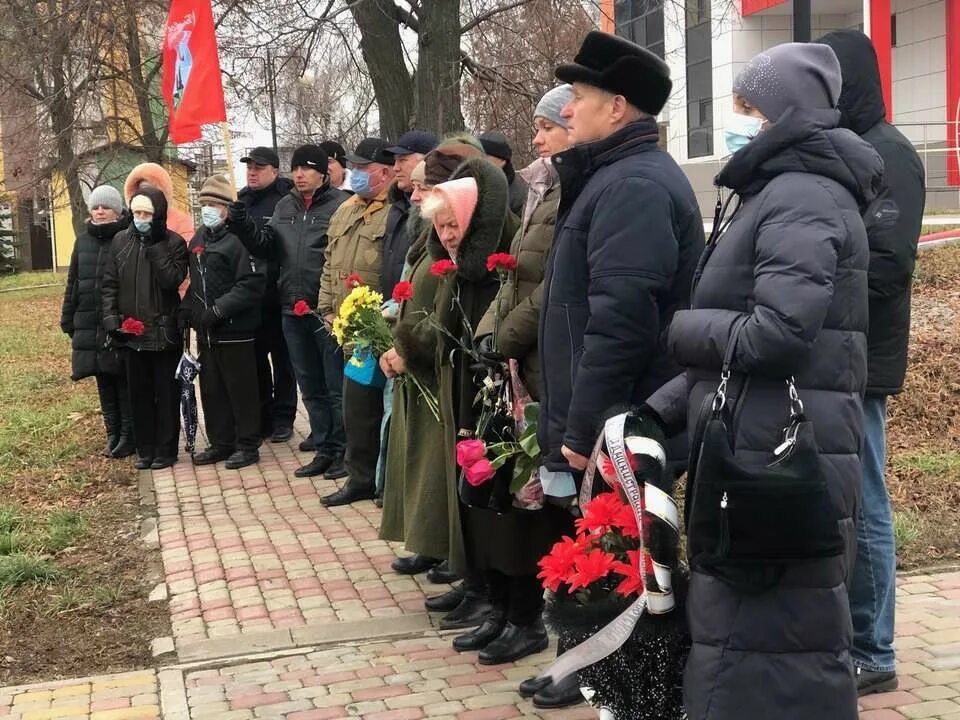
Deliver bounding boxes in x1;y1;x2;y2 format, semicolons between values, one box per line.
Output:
439;592;495;631
323;452;348;480
110;378;136;458
99;387;121;458
479;620;549;665
532;673;584;709
426;560;461;584
392;554;441;575
452;613;506;652
425;584;465;612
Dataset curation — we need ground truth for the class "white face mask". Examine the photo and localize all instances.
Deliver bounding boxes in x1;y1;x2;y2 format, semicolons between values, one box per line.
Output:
200;206;224;229
724;112;765;155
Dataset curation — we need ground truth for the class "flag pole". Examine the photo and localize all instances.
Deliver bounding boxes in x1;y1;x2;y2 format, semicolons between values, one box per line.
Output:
220;120;237;198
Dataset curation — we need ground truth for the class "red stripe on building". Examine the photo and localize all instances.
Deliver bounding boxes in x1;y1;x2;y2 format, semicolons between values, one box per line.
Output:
947;0;960;185
741;0;788;16
870;0;894;121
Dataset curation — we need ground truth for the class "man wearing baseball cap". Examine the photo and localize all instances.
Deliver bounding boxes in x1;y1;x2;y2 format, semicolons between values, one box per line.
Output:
528;31;704;709
317;137;395;506
237;147;298;445
227;144;350;480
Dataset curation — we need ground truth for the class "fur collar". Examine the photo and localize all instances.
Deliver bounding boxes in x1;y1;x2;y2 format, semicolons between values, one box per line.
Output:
426;157;508;282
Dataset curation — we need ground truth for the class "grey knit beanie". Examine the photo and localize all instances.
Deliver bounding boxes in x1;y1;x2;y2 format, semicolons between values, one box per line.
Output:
733;42;842;123
87;185;123;214
534;84;574;128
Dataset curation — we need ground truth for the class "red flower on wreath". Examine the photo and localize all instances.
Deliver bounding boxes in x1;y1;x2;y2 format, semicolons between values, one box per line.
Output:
191;244;205;255
575;491;628;536
344;273;364;290
567;549;616;591
120;317;145;336
292;300;311;317
612;549;646;597
538;536;588;592
391;281;414;303
430;259;457;277
486;253;518;273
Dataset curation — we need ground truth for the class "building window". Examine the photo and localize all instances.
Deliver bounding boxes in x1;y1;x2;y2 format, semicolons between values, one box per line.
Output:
614;0;665;59
685;0;713;158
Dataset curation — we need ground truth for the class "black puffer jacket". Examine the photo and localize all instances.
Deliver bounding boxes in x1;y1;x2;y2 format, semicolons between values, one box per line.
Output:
186;224;265;342
645;107;882;720
102;187;189;352
237;176;294;309
819;29;926;395
60;214;131;379
538;119;703;472
231;183;349;314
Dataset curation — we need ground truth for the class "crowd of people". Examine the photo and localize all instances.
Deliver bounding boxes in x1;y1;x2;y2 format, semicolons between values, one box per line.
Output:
59;26;925;719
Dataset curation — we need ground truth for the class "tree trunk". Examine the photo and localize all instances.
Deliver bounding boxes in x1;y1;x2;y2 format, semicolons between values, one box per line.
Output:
415;0;465;134
123;0;166;162
347;0;414;140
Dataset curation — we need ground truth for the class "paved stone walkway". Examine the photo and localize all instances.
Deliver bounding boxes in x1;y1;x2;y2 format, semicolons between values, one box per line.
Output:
3;407;960;718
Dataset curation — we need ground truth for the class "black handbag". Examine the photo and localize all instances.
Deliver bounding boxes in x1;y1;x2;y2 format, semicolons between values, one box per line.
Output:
458;369;515;513
687;320;844;574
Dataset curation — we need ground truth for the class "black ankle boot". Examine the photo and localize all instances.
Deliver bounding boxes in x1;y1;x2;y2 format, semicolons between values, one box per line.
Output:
439;592;494;631
533;673;584;709
110;435;136;459
452;614;505;652
479;620;549;665
425;584;465;612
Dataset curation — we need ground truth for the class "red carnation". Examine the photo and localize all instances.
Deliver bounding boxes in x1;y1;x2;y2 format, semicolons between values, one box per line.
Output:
292;300;311;316
614;501;641;539
191;245;204;255
120;317;145;336
391;281;414;303
430;259;457;277
486;253;518;273
567;549;616;591
575;491;627;536
344;273;364;290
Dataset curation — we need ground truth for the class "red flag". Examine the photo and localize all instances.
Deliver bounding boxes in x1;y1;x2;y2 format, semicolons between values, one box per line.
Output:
161;0;226;144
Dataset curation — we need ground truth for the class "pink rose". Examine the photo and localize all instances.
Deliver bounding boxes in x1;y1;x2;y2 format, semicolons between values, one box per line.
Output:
464;458;496;487
455;439;487;468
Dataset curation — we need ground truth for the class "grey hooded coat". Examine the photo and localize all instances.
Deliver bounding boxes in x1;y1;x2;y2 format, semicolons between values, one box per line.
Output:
646;106;883;720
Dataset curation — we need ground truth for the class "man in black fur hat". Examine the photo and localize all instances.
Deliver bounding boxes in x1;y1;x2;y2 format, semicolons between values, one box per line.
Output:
530;30;705;709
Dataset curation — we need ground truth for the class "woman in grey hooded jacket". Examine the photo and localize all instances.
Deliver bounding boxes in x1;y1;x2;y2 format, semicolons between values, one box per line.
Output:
644;43;883;720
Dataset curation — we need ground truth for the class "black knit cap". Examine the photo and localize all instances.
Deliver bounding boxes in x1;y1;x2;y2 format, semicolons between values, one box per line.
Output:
320;141;347;167
478;130;512;161
290;145;328;173
556;31;672;115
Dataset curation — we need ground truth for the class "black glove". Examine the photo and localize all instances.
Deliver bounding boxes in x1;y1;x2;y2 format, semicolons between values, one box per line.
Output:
176;306;192;330
226;202;248;226
473;333;505;367
107;329;125;343
198;307;220;329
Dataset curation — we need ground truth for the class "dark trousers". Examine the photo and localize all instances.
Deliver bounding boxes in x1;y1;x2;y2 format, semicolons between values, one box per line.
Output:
255;307;297;434
487;570;544;626
282;313;345;454
199;341;261;453
342;377;383;491
95;371;134;441
126;346;181;458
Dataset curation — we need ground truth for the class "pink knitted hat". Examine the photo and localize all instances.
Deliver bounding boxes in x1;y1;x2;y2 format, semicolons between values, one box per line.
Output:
431;177;478;238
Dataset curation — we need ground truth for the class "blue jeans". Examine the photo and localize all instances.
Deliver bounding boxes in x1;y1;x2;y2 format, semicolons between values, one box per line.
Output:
849;395;896;673
281;313;344;455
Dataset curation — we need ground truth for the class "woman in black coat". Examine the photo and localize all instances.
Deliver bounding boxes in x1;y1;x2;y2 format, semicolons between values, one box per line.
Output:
644;43;883;719
60;185;133;458
102;186;189;471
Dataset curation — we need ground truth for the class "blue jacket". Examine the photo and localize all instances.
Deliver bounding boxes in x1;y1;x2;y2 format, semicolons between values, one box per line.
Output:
538;119;703;471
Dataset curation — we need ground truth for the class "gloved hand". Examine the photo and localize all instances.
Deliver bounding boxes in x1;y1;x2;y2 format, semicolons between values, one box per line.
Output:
198;307;221;329
474;333;505;367
176;306;192;330
226;202;248;226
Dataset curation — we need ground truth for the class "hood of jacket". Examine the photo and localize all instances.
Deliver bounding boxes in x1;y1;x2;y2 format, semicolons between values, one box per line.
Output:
818;29;886;135
716;106;883;205
238;176;294;203
123;162;175;205
427;157;509;282
86;213;131;241
129;186;171;243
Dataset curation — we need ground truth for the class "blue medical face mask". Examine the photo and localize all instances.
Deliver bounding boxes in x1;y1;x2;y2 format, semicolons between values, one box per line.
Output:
724;112;764;155
349;168;372;196
133;218;152;234
200;206;224;229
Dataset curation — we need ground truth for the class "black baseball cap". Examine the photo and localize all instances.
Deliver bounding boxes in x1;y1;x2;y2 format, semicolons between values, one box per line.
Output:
240;146;280;167
385;131;439;157
478;131;512;161
289;145;328;173
319;140;347;168
346;137;393;166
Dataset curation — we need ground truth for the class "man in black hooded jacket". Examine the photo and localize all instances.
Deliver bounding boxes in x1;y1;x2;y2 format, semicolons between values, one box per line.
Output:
818;29;926;697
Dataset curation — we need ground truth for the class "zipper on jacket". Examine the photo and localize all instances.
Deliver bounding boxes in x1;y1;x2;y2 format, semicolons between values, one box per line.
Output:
719;491;730;557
